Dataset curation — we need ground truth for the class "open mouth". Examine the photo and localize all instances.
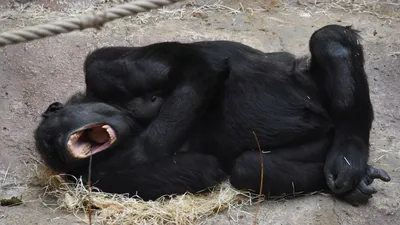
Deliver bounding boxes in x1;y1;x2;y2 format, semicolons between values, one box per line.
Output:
67;124;117;158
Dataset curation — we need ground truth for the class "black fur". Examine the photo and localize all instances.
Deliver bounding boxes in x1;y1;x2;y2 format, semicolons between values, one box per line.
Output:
34;101;226;200
34;24;391;205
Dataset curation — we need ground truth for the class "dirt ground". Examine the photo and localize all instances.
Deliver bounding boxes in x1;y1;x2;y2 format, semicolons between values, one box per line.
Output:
0;0;399;224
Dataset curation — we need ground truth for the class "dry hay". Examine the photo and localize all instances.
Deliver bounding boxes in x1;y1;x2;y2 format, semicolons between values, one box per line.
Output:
34;164;260;225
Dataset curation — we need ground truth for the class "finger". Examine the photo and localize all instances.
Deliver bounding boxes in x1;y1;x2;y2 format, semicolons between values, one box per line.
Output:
363;174;374;186
361;175;374;185
358;182;377;195
333;172;353;194
325;173;337;191
368;166;391;182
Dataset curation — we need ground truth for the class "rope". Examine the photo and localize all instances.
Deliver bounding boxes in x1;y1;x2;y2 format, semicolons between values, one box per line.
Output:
0;0;185;47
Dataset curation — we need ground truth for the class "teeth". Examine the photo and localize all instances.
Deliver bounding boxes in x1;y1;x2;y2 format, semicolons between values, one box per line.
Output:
102;125;117;144
68;142;80;157
69;130;83;142
110;135;116;144
67;141;73;152
82;144;91;156
70;134;78;141
69;125;117;158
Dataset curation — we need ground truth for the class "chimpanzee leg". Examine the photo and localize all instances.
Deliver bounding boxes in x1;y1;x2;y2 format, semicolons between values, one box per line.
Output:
229;134;390;205
85;153;228;201
230;137;331;196
308;25;376;195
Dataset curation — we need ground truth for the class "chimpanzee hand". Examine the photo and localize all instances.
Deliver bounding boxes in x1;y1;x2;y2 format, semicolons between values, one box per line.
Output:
324;137;369;195
341;165;391;206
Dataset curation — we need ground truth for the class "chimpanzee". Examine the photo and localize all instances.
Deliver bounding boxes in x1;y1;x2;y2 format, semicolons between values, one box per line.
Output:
35;100;227;200
34;24;391;205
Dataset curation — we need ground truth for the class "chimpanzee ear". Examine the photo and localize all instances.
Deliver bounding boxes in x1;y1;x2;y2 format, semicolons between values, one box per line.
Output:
42;102;64;118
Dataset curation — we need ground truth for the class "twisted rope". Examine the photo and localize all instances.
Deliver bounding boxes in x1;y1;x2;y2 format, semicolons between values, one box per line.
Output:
0;0;185;47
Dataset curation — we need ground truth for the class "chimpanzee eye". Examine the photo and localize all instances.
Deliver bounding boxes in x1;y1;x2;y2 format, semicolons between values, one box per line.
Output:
151;95;157;102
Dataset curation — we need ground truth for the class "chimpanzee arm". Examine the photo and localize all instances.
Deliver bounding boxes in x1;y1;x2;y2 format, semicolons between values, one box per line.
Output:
132;63;229;162
84;43;230;162
87;153;227;201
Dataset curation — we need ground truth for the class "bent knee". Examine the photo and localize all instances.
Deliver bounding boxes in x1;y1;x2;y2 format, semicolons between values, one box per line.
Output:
310;25;360;47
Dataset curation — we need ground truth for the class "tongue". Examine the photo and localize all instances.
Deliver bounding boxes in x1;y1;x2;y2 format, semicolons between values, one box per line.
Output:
87;127;109;144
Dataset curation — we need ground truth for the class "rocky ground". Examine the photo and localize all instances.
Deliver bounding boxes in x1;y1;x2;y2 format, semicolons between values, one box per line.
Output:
0;0;399;224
